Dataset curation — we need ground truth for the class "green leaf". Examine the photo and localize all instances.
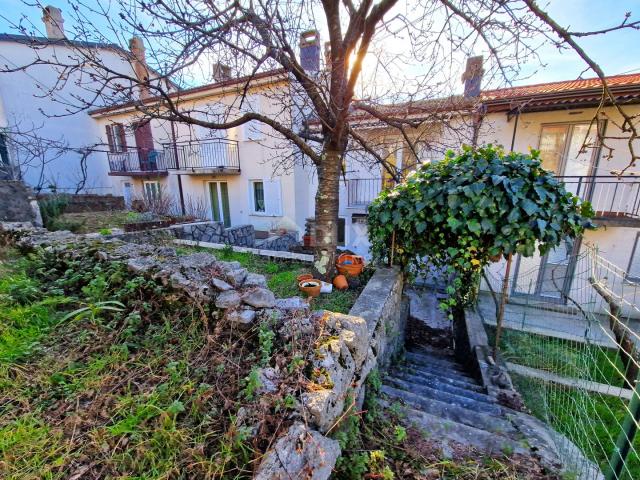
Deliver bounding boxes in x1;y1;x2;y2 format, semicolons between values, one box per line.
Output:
468;219;481;234
520;199;539;216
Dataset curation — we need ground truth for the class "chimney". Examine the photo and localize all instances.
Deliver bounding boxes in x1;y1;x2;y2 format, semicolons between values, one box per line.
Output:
129;36;150;99
462;56;484;98
42;6;65;39
299;30;320;75
212;63;232;82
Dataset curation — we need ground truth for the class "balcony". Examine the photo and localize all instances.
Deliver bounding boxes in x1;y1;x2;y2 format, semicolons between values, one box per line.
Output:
163;139;240;175
346;178;395;208
107;148;169;176
559;175;640;226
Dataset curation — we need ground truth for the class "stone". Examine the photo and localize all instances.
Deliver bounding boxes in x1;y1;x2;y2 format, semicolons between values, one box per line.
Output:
211;277;233;291
217;260;242;272
256;367;279;394
254;422;340;480
226;308;256;328
215;290;242;309
127;256;158;274
225;268;248;287
275;296;310;314
179;252;217;270
241;288;276;308
325;312;370;366
244;272;267;288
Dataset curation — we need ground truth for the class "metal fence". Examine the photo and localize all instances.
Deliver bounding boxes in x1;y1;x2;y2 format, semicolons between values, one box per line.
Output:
162;139;240;171
479;245;640;479
107;148;169;173
559;176;640;221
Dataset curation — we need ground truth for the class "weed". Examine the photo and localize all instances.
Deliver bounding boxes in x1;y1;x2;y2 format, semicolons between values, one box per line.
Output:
393;425;407;443
241;367;261;400
258;320;275;367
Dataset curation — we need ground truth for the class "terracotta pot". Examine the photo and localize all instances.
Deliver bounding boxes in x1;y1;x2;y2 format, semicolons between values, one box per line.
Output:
303;235;314;247
333;274;349;290
489;253;503;263
299;279;321;297
336;254;365;276
297;273;313;283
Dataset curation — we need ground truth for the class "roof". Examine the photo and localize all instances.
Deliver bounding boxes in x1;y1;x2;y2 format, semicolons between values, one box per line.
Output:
89;68;289;116
0;33;124;52
481;73;640;113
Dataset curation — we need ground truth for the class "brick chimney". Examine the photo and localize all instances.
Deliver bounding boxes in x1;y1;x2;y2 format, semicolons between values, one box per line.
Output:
299;30;320;75
129;36;150;99
462;56;484;98
42;6;65;40
212;63;232;82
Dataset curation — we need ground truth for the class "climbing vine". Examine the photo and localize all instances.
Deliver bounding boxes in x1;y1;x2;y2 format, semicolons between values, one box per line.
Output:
368;145;594;310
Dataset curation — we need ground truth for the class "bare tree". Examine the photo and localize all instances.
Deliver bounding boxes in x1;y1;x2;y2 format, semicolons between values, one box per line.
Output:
3;0;638;277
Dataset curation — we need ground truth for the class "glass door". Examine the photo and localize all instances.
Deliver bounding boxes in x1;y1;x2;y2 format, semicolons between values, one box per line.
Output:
209;181;231;227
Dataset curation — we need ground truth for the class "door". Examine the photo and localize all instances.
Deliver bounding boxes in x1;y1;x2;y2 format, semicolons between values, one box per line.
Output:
123;182;133;209
209;182;231;227
134;122;155;170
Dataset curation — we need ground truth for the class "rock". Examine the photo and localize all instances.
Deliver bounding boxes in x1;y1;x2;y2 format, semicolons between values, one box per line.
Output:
254;422;340;480
226;308;256;328
179;252;217;270
275;296;310;314
242;288;276;308
215;290;242;309
257;367;279;394
211;277;234;291
217;260;242;272
225;268;248;287
156;246;177;257
324;312;370;366
127;256;158;274
244;272;267;288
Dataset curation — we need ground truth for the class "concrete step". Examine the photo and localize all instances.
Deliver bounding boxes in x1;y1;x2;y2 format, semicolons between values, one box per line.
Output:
394;365;483;392
389;370;495;405
384;376;503;415
401;360;477;383
379;399;531;456
381;384;519;437
404;350;467;372
409;344;456;359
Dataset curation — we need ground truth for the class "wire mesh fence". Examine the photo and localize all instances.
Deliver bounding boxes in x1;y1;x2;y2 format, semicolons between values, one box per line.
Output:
478;244;640;480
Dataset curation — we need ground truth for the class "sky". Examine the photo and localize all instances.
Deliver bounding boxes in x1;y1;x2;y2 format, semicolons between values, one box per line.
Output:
1;0;639;89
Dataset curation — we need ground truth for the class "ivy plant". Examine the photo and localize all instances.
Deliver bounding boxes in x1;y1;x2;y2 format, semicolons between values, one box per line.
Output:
368;145;594;310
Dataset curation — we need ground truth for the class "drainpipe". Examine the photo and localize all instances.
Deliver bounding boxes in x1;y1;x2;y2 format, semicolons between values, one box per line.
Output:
170;120;186;215
509;109;520;152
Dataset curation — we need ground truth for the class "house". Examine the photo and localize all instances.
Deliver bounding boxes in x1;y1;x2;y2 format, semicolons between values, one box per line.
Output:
0;6;172;193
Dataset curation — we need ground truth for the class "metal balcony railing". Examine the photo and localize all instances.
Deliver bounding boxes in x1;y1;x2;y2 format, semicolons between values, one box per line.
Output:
163;139;240;172
107;148;168;174
346;178;395;207
558;175;640;220
345;175;640;221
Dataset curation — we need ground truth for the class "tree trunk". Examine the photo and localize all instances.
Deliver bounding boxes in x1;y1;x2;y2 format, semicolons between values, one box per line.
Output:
313;150;341;281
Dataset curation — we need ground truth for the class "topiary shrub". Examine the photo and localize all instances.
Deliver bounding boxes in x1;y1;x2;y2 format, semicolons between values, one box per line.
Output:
367;145;594;310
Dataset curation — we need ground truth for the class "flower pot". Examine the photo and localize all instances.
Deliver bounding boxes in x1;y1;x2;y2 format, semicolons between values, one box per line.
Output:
299;280;321;297
297;273;313;283
336;254;365;276
333;274;349;290
303;235;314;247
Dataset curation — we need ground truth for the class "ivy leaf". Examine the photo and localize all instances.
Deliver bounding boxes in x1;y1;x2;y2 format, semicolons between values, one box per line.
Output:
416;221;427;234
520;199;539;216
468;219;481;234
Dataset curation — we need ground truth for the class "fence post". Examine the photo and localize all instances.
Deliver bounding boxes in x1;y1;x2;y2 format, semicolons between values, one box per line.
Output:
604;373;640;480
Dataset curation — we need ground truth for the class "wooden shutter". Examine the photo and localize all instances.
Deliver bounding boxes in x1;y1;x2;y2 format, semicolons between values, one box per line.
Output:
105;124;114;152
117;124;127;151
263;179;282;216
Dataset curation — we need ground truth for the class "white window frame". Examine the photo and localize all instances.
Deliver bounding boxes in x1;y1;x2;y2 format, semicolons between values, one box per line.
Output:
143;181;161;201
249;178;282;217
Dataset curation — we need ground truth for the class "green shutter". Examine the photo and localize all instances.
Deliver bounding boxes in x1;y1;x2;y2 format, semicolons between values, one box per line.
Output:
220;182;231;227
209;182;221;222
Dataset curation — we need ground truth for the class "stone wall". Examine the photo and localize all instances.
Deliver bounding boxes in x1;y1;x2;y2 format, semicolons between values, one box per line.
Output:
0;181;42;225
37;193;125;213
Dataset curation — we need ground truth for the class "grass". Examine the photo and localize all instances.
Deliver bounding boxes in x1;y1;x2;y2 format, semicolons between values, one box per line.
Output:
487;326;627;386
57;210;133;234
512;374;640;480
176;245;364;314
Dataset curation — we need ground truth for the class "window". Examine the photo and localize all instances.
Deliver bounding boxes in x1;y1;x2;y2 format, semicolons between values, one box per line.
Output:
250;179;282;216
106;124;127;153
627;233;640;283
538;123;598;176
143;181;160;201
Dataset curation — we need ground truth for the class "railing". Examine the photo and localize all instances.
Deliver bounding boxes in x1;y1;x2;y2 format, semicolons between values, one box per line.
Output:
558;175;640;220
163;139;240;171
346;178;395;207
107;148;168;174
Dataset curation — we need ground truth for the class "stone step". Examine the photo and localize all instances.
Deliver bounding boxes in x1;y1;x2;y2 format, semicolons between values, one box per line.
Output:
381;384;519;437
389;370;495;405
401;360;477;383
379;399;531;457
384;376;503;415
409;344;456;359
404;350;467;372
393;365;483;392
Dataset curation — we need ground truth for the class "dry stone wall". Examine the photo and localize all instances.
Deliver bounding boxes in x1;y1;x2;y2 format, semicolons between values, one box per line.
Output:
1;222;406;480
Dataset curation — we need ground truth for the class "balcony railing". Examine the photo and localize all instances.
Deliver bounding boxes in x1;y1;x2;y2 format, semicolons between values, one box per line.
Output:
108;148;168;175
346;178;395;207
346;175;640;222
163;139;240;172
558;175;640;221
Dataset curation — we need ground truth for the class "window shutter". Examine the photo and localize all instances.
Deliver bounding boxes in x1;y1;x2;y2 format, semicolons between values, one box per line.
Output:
117;124;127;150
263;179;282;216
105;125;114;152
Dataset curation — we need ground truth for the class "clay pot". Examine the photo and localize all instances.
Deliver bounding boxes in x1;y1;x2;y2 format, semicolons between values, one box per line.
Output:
299;279;321;297
297;273;313;283
336;253;365;276
333;274;349;290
